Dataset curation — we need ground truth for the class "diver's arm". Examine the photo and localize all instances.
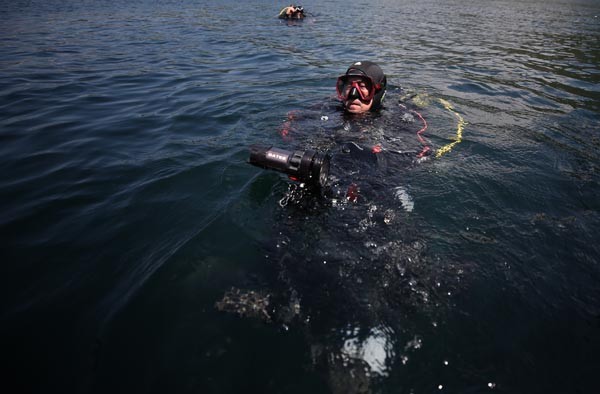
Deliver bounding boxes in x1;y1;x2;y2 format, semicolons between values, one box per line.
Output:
278;7;290;19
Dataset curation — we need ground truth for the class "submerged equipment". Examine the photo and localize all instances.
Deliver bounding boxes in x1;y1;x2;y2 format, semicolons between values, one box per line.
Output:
249;145;330;188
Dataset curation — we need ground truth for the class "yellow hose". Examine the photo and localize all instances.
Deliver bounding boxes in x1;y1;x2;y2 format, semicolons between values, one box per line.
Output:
436;98;466;158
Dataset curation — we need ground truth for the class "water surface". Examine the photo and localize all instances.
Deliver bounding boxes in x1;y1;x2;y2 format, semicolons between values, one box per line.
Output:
1;0;599;393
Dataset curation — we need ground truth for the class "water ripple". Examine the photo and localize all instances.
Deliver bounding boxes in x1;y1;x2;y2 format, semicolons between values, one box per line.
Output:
1;0;600;392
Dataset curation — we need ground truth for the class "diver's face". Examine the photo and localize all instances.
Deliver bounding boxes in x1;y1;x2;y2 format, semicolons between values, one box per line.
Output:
344;96;373;114
339;76;374;114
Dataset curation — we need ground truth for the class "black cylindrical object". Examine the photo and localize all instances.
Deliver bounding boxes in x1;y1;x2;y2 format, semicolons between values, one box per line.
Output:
249;145;330;188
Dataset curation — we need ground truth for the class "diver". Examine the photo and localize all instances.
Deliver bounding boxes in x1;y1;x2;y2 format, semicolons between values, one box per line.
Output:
278;4;306;19
240;63;449;391
250;60;428;210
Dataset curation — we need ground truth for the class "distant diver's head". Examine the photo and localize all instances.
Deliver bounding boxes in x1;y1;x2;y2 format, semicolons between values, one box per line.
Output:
336;61;387;114
293;5;304;17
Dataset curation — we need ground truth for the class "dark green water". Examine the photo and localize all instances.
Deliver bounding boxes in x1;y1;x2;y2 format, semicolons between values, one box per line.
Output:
1;0;599;393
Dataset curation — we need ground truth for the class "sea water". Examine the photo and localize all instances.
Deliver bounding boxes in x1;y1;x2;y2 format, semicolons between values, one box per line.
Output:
1;0;599;393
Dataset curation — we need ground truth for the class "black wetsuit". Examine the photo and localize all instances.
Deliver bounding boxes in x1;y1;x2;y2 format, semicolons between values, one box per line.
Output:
276;96;428;205
236;95;449;388
268;94;432;310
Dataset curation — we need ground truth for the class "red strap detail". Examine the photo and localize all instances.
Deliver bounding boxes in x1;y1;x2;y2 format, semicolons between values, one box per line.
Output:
280;119;292;141
412;110;430;157
346;183;359;202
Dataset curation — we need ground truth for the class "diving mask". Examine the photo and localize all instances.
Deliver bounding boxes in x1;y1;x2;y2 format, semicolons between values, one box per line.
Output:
336;75;380;102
